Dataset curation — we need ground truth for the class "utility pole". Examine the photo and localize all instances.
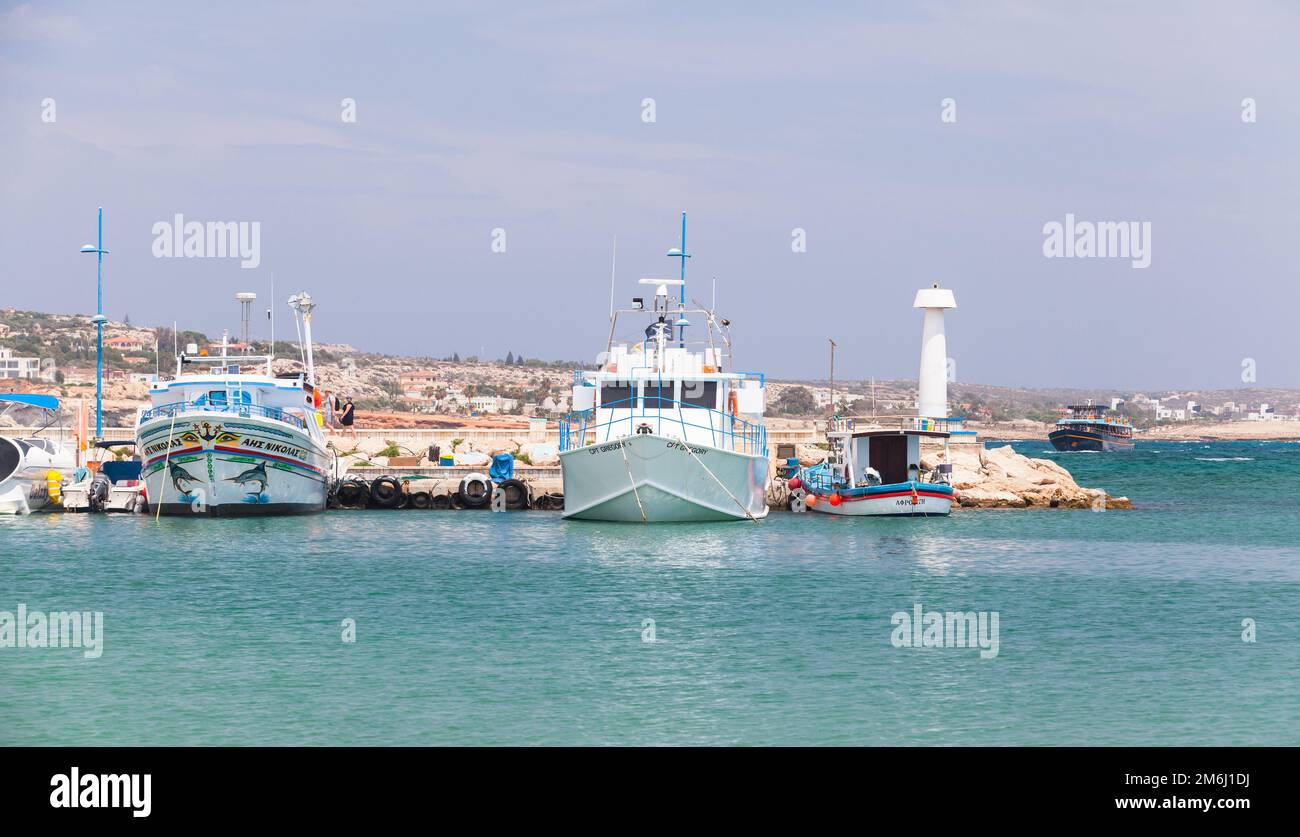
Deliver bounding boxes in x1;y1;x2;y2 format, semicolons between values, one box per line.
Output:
828;338;838;418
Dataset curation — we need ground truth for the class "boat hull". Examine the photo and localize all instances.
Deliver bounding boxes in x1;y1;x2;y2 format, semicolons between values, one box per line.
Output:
0;436;75;514
560;433;769;522
806;481;953;517
137;412;329;516
1048;428;1134;452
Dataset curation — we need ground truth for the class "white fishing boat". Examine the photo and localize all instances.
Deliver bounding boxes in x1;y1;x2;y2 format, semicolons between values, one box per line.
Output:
559;214;769;523
136;292;332;516
0;394;78;515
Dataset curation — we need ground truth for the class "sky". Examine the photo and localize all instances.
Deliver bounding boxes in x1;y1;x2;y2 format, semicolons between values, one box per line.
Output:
1;1;1298;390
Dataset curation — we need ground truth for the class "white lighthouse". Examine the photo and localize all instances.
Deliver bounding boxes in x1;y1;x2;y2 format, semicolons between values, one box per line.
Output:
913;284;956;419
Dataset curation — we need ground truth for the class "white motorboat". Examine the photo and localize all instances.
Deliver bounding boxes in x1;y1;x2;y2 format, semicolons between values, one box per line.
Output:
0;394;78;515
559;214;769;523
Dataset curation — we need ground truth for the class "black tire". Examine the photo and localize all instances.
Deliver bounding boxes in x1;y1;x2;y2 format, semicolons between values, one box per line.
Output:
410;491;432;509
497;478;530;510
336;478;367;508
534;492;563;511
370;476;403;509
430;493;452;510
457;473;492;509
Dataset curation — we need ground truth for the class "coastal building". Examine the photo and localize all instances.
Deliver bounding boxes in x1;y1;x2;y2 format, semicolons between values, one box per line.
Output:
105;334;151;353
469;395;519;414
398;370;440;391
0;348;42;380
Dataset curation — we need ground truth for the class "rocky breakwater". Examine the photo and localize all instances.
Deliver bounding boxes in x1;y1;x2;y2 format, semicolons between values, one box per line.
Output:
927;444;1131;509
766;442;1131;510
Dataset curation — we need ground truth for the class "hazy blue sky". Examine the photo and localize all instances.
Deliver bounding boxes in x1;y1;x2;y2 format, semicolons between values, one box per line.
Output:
2;1;1297;389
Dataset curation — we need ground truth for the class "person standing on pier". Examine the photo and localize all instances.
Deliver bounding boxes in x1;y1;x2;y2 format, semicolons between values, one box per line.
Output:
340;397;356;439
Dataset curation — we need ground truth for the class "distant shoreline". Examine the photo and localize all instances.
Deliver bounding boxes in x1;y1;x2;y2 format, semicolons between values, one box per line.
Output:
971;420;1300;443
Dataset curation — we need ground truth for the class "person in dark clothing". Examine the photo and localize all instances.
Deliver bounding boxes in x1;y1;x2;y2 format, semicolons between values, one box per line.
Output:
340;398;356;438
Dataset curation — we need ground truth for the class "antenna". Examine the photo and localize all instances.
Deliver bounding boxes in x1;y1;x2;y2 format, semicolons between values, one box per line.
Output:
609;235;617;320
268;271;275;365
829;338;838;418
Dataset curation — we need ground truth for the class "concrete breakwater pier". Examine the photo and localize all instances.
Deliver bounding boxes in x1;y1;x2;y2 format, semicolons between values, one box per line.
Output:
2;420;1129;513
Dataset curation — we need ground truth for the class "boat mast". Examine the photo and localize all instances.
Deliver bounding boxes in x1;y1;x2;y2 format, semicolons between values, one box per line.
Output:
288;292;315;382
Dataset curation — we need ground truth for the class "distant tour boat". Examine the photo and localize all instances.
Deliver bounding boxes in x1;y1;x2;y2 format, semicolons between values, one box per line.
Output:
136;292;332;516
1049;403;1134;451
792;418;955;517
559;214;769;522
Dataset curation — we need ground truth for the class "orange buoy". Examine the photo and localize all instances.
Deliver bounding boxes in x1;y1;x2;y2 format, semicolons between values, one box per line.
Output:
804;494;818;508
829;493;842;506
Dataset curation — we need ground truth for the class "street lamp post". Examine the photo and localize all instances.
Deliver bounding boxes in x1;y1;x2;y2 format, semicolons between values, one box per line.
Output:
80;207;109;439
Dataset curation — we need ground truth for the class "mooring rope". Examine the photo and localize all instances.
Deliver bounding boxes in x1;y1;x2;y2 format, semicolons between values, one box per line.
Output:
154;409;179;523
618;438;648;524
681;442;759;523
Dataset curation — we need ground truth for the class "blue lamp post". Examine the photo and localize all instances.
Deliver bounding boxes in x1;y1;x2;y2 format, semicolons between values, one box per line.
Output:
80;207;109;439
666;211;690;347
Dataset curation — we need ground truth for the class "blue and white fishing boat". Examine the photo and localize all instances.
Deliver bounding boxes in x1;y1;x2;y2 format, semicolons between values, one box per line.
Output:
792;418;955;517
559;214;769;522
136;292;331;516
0;394;78;514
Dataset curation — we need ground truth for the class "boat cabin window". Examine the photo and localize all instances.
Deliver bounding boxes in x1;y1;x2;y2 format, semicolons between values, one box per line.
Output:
194;390;252;407
680;381;717;409
642;381;675;408
23;438;55;454
599;383;633;408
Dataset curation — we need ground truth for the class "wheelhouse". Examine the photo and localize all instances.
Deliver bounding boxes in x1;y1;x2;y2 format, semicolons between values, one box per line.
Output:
560;275;766;455
140;352;323;440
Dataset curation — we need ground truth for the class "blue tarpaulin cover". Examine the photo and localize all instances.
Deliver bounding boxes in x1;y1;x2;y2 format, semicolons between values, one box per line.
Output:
489;453;514;482
0;393;59;411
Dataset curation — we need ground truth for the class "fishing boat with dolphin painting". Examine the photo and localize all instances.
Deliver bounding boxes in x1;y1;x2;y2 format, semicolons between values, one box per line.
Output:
135;292;332;516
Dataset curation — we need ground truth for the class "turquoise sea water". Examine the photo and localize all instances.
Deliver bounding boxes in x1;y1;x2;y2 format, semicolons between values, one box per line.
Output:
3;440;1298;746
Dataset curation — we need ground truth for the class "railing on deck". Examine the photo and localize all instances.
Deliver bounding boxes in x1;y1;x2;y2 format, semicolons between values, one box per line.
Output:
831;415;965;434
139;400;307;430
559;396;766;456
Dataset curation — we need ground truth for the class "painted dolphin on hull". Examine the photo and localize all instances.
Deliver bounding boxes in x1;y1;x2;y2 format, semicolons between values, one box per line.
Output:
225;460;269;494
168;460;202;496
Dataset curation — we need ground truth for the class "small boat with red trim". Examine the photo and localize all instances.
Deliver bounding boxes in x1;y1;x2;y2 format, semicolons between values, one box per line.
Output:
790;418;955;517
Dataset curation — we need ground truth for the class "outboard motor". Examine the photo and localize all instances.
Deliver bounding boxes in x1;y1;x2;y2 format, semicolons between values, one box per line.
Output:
89;471;112;513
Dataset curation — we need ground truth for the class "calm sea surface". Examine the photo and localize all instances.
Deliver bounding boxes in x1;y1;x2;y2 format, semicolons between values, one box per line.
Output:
3;440;1298;745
